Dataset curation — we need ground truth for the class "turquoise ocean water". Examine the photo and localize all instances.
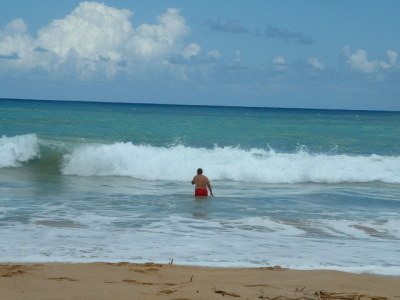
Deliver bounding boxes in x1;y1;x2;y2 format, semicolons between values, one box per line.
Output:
1;99;400;275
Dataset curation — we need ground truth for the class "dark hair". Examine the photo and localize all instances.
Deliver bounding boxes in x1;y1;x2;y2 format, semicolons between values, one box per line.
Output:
197;168;203;174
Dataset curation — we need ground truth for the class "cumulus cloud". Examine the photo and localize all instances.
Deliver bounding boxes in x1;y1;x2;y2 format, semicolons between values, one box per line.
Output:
343;46;399;78
0;18;35;74
37;2;134;60
4;18;28;35
0;2;214;80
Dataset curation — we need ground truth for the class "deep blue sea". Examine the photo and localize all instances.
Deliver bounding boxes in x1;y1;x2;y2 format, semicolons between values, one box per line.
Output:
1;99;400;276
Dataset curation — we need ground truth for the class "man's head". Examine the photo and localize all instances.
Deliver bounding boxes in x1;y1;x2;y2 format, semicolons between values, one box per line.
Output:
197;168;203;174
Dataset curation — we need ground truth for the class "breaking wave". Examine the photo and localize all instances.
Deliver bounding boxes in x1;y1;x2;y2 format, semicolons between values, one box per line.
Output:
0;134;40;168
2;134;400;184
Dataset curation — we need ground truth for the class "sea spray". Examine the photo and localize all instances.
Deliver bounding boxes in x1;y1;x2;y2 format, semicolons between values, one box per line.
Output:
2;134;399;183
61;141;400;184
0;134;40;168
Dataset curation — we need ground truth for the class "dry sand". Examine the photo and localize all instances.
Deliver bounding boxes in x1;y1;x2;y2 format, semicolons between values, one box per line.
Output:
1;262;399;300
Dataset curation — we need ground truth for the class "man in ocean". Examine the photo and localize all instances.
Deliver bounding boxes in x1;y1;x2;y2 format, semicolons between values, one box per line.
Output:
191;168;213;197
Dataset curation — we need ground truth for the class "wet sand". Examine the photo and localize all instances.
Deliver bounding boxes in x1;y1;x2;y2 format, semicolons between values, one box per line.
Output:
1;262;399;300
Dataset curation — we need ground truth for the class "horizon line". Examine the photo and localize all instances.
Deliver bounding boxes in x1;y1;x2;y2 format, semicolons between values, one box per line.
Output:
1;97;399;114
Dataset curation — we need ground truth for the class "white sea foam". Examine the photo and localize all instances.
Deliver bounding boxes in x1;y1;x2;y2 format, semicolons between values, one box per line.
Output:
1;171;398;275
2;214;400;275
3;135;400;184
311;219;400;239
0;134;40;168
61;142;400;184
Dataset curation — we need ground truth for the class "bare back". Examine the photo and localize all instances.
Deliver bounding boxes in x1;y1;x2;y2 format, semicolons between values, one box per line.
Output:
192;174;210;189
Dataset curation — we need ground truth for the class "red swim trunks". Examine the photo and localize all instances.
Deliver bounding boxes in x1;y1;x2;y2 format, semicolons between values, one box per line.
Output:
195;189;208;196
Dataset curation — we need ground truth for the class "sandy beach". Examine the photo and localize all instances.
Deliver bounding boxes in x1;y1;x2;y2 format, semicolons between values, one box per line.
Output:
1;263;399;300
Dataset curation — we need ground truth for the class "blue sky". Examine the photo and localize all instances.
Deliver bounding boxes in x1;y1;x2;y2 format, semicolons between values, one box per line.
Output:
0;1;399;110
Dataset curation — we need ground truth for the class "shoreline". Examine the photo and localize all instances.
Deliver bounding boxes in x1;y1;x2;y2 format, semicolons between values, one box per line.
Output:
1;262;399;300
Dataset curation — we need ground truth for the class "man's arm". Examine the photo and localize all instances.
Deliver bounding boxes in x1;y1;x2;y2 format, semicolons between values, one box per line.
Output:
191;176;196;185
207;181;213;197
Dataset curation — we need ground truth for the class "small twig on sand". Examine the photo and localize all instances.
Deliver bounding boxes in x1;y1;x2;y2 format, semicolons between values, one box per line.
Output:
213;287;240;297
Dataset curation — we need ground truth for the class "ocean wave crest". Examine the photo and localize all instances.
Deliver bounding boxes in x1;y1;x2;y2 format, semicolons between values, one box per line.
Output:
0;134;40;168
61;141;400;184
2;135;400;184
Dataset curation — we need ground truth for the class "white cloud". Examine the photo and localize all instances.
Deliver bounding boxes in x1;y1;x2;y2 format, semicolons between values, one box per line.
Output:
272;56;287;71
4;18;28;35
343;46;399;77
0;2;208;80
130;8;190;58
207;50;221;58
37;2;133;61
387;50;398;66
182;43;201;58
308;57;324;70
0;19;36;75
272;56;285;64
234;50;242;64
